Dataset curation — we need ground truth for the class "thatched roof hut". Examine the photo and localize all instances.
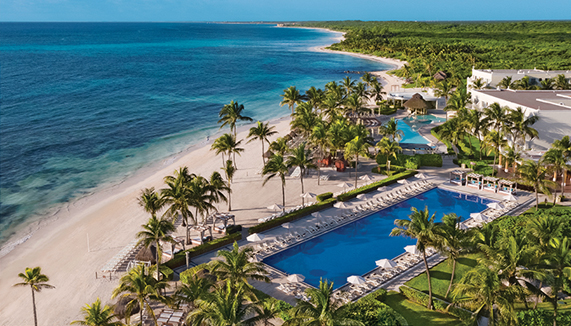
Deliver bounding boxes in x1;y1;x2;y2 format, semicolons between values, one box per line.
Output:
114;296;140;320
135;245;156;264
403;93;430;114
433;71;448;81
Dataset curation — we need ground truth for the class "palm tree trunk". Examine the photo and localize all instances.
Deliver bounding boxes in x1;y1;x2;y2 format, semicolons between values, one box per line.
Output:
355;155;359;188
535;187;539;211
553;185;558;206
533;281;543;309
186;224;190;245
156;240;161;282
228;184;232;211
31;287;38;326
281;179;286;211
300;171;305;205
261;141;265;165
478;135;483;160
422;250;433;310
553;293;558;326
445;258;456;299
139;299;144;325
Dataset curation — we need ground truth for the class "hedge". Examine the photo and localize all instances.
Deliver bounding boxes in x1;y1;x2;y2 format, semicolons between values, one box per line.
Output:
160;265;174;281
337;170;417;202
399;285;472;321
372;165;406;176
225;224;242;235
347;288;405;326
417;154;443;167
376;153;442;168
317;192;333;202
165;233;242;269
179;263;210;284
248;198;337;234
517;309;571;326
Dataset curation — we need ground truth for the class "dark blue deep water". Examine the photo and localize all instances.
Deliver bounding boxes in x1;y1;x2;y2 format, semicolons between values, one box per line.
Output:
0;23;390;246
264;188;495;289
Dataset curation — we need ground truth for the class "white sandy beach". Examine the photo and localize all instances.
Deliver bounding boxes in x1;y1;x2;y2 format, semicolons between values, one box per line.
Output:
0;38;407;325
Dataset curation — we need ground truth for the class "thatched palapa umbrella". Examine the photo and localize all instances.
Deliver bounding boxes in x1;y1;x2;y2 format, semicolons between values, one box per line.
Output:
403;93;429;115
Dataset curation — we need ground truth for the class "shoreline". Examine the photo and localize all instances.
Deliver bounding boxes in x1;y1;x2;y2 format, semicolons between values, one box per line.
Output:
0;29;406;325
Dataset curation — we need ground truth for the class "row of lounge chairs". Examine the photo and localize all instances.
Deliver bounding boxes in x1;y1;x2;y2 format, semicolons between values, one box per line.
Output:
463;200;519;228
334;248;439;302
277;283;310;301
101;239;141;273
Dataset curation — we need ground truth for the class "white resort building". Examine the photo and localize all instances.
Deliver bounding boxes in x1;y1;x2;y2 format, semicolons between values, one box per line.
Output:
470;89;571;151
467;67;571;89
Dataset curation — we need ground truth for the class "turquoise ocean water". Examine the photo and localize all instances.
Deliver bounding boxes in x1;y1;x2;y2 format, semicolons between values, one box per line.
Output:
0;23;390;247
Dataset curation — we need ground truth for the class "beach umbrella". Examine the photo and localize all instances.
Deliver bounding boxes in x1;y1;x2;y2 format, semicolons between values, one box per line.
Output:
397;179;410;185
287;274;305;283
337;182;353;189
282;222;292;229
504;194;517;202
300;192;317;199
274;277;290;284
356;193;372;200
458;222;469;230
359;175;374;181
311;212;324;218
470;213;488;222
404;245;421;255
247;233;265;242
347;275;366;285
375;259;398;269
267;204;284;212
334;202;351;209
376;186;387;193
487;202;504;210
415;173;427;179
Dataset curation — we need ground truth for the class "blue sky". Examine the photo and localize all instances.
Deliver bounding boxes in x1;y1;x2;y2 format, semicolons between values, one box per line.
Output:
2;0;570;22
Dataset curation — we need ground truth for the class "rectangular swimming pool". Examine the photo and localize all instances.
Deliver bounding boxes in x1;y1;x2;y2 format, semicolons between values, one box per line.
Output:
264;188;495;289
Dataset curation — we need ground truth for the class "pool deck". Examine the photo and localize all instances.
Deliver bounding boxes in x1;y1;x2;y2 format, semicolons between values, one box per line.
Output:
174;155;536;304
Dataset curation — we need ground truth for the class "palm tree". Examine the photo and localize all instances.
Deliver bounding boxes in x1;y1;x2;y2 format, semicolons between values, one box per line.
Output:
391;207;438;309
287;143;317;205
174;272;213;309
444;88;471;120
503;146;522;173
507;107;539;150
540;78;554;90
111;264;168;326
452;265;518;326
483;103;509;133
248;121;278;165
438;118;467;158
280;86;306;115
211;133;244;169
255;297;282;326
360;72;376;88
378;118;403;142
187;175;218;225
466;109;486;159
218;100;253;137
269;137;290;156
291;102;320;137
137;187;165;219
484;130;507;168
344;93;363;117
514;76;533;90
327;119;350;159
136;216;176;280
221;160;236;211
541;237;571;326
375;137;402;174
434;80;453;108
553;136;571;197
554;74;570;90
471;78;485;90
209;171;229;206
321;95;343;121
344;136;370;188
262;153;289;210
543;148;570;205
434;214;469;299
284;280;362;326
13;267;54;326
353;82;369;99
71;298;122;326
498;76;514;89
188;281;260;326
311;123;331;185
519;159;556;210
340;76;356;97
162;167;194;243
305;86;325;110
209;242;270;286
368;82;386;103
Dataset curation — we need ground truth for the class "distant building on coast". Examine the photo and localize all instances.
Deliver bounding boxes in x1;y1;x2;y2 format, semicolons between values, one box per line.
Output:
467;67;571;89
470;89;571;150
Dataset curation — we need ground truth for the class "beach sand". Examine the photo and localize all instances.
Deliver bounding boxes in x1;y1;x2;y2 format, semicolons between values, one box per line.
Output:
0;38;407;325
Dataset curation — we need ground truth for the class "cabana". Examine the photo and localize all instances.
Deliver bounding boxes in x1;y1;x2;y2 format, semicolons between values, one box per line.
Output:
466;173;483;189
482;176;499;193
403;93;430;115
449;170;466;185
213;213;236;233
190;225;213;245
498;179;517;195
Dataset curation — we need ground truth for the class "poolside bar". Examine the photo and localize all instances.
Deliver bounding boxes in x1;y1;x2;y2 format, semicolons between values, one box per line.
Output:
449;170;466;185
482;176;499;193
498;179;517;195
466;173;482;190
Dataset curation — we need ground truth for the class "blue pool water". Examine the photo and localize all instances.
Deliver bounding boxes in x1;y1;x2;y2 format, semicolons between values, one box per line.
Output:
397;119;430;144
264;188;495;289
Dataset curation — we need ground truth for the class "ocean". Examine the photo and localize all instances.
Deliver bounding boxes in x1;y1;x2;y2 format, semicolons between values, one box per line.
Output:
0;22;390;249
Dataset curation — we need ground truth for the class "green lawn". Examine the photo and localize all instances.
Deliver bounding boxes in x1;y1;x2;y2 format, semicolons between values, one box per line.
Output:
404;254;480;301
515;299;571;312
384;291;460;326
523;203;571;214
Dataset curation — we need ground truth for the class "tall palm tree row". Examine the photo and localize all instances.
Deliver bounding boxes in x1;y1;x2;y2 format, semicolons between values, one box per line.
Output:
286;142;317;205
248;121;278;165
344;136;370;188
136;215;176;280
218;100;253;137
211;133;244;169
262;153;289;210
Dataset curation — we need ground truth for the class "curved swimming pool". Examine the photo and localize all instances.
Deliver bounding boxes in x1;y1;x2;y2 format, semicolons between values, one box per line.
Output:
264;188;495;289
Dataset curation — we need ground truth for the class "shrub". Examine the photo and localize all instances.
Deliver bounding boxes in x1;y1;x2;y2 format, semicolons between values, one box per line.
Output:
165;233;242;269
405;159;418;170
379;105;397;115
372;165;406;176
517;309;571;326
225;224;242;235
160;265;174;281
316;192;333;202
248;198;337;234
346;289;402;326
417;153;443;167
179;263;210;284
337;170;417;202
